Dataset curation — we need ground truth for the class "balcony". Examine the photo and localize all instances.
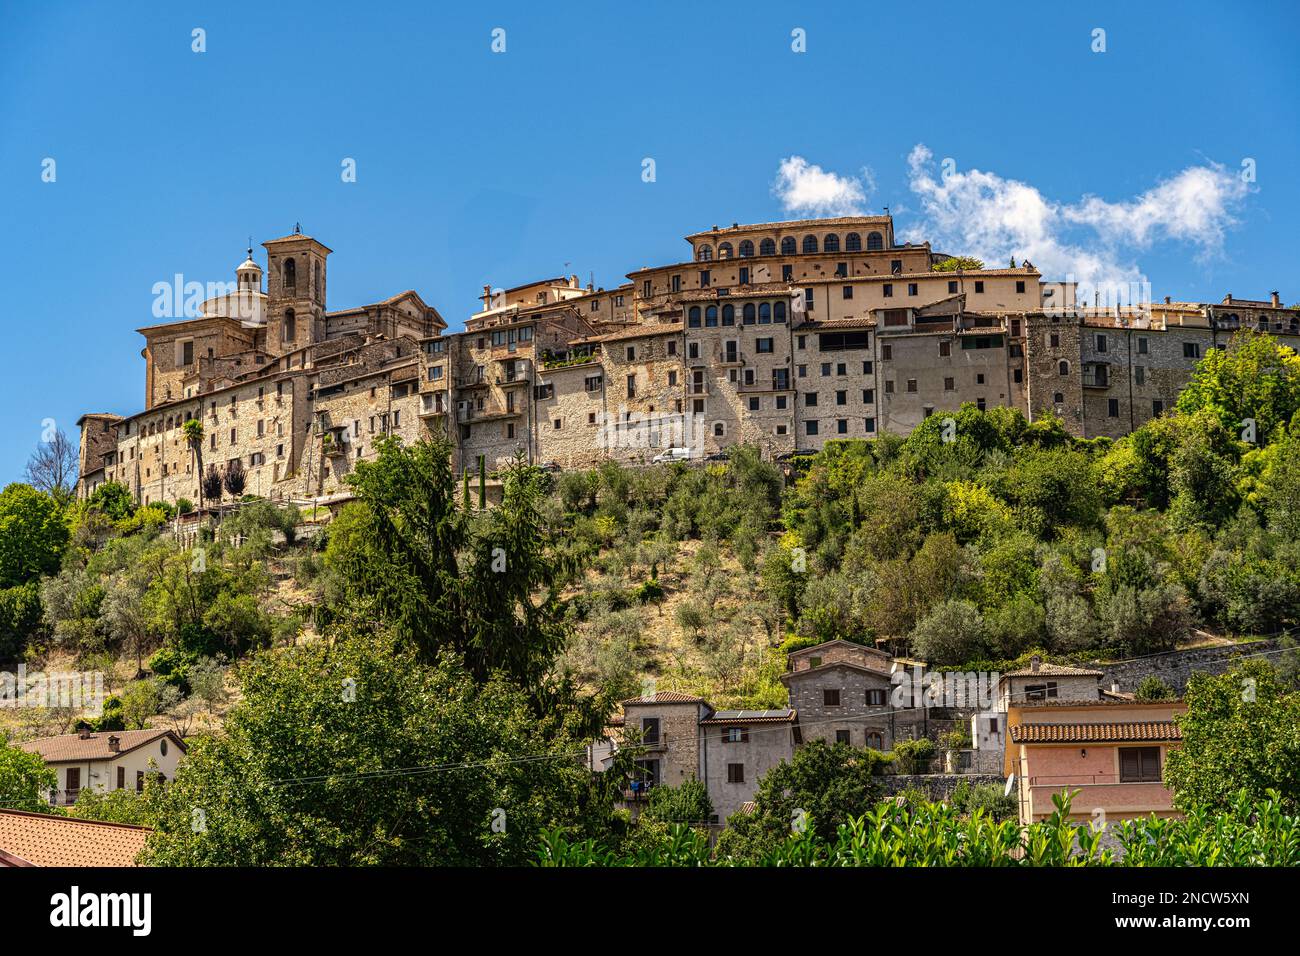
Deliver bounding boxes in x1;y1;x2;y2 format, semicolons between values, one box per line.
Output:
687;382;709;396
420;396;448;418
1081;365;1111;388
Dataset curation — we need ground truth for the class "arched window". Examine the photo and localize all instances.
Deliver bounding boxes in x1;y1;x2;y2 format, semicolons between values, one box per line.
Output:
865;732;883;750
1058;360;1070;376
314;261;322;301
1053;392;1064;404
283;308;296;342
283;257;297;289
823;233;840;253
758;302;771;323
845;233;862;252
688;306;702;328
866;232;883;251
743;303;756;324
773;300;787;323
780;237;796;255
705;305;718;327
759;238;776;256
722;304;735;325
697;245;713;262
713;422;725;437
718;242;734;259
801;235;818;254
738;240;754;258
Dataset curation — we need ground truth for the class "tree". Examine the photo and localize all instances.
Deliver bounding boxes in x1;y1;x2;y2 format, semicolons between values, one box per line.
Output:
641;779;713;825
182;420;206;510
0;737;57;812
1134;675;1174;701
0;483;69;589
932;256;985;272
1176;330;1300;444
222;458;247;497
325;438;591;725
201;466;223;506
715;740;890;859
1164;659;1300;812
909;599;988;665
141;632;622;866
86;481;136;521
24;427;79;499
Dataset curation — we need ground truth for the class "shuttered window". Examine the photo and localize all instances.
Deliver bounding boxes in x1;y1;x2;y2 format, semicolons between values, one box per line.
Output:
1119;746;1161;783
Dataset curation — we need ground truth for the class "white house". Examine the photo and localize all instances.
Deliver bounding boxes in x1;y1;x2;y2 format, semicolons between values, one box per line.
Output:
17;728;186;806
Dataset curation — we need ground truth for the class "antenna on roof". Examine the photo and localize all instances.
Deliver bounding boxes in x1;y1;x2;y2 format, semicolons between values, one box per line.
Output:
294;222;302;235
247;236;253;259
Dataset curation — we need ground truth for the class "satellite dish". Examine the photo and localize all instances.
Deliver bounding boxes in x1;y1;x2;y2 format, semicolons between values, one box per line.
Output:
1004;774;1016;798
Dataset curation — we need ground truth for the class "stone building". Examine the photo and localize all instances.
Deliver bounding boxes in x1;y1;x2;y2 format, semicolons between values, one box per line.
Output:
77;217;1293;504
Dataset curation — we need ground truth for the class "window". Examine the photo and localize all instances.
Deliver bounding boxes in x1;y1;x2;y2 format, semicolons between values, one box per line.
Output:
906;379;917;393
1119;746;1162;783
862;388;874;403
1135;366;1145;385
866;231;883;251
944;377;955;391
976;373;985;385
836;729;851;744
823;233;840;253
882;283;893;298
864;417;875;432
836;419;848;434
836;390;847;405
625;345;636;361
866;689;887;706
117;766;125;789
776;395;788;409
706;305;718;327
727;763;745;784
726;727;748;743
722;304;735;326
688;306;701;328
1153;399;1164;415
823;689;841;706
739;239;754;257
948;280;958;294
1016;280;1026;293
282;308;296;342
845;232;861;252
748;397;760;411
865;732;883;749
136;771;145;793
1049;332;1060;348
626;374;636;398
1138;336;1149;355
756;337;774;353
182;340;194;366
884;380;894;394
1053;392;1064;404
939;340;951;357
534;383;553;400
739;267;750;285
881;344;892;361
67;767;81;796
974;281;984;293
782;264;793;282
697;244;713;261
842;285;853;300
1096;333;1107;353
802;235;818;254
1024;681;1059;702
1183;342;1200;359
1108;398;1120;417
907;283;918;296
805;420;819;435
805;392;818;407
1058;360;1070;376
700;269;711;288
759;238;776;256
282;257;296;289
718;242;733;259
781;236;796;255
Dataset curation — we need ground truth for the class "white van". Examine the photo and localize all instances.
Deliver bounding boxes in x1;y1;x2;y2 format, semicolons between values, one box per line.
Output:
651;447;696;464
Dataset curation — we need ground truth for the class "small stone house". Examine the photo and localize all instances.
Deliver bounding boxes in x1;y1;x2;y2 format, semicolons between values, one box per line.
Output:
997;656;1104;710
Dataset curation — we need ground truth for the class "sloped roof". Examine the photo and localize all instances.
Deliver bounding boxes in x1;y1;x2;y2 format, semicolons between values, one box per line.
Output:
0;810;150;867
700;709;796;725
1010;721;1182;744
17;729;185;764
1001;663;1103;679
621;691;707;705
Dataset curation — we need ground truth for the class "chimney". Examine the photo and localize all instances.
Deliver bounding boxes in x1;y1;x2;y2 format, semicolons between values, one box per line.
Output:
108;735;120;753
1272;291;1281;307
1164;295;1171;304
1029;654;1041;673
78;726;92;740
1223;293;1233;304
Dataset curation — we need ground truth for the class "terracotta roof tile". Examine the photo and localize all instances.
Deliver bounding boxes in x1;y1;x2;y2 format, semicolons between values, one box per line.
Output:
1010;721;1182;744
17;729;183;764
1001;663;1104;678
620;691;707;705
0;810;149;867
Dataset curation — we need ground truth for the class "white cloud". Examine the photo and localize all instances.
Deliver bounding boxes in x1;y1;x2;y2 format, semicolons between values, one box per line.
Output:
902;144;1249;303
772;157;870;217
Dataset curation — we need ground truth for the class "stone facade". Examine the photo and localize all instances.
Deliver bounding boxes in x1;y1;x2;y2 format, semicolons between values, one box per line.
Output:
78;217;1293;506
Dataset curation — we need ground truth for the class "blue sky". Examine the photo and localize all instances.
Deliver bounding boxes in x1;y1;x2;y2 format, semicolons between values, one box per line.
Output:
1;0;1296;483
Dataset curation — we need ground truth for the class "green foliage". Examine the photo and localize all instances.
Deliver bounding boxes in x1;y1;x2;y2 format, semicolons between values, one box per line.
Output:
1134;675;1174;701
0;483;69;588
931;256;985;272
1176;330;1300;443
0;580;43;662
540;790;1300;866
0;736;58;812
889;737;936;774
1164;658;1300;812
87;481;136;521
142;632;621;866
641;779;713;825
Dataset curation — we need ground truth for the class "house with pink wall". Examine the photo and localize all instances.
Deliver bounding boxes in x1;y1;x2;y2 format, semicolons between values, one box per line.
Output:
1004;699;1187;824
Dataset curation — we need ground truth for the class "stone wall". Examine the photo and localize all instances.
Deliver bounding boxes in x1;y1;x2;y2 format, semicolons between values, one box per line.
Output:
1091;639;1283;694
881;774;1005;800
